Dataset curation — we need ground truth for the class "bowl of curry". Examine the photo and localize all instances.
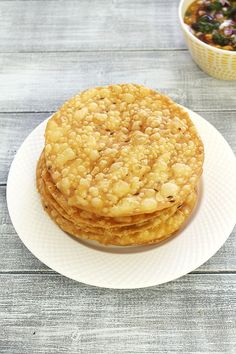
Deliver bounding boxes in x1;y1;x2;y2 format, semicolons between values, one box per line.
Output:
179;0;236;80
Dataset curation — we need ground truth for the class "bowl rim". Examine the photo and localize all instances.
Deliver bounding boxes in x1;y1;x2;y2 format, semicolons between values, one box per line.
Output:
178;0;236;56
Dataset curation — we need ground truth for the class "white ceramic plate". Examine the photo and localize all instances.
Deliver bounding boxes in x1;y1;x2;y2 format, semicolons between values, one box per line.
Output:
7;108;236;289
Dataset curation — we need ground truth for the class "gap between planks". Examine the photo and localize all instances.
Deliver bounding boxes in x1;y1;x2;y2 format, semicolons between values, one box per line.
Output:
0;49;188;54
0;270;236;276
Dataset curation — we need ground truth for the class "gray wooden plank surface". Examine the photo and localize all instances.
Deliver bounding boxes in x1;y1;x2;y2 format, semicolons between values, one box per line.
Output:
0;0;236;351
0;113;50;183
0;186;50;272
1;51;236;113
0;0;185;52
0;274;235;353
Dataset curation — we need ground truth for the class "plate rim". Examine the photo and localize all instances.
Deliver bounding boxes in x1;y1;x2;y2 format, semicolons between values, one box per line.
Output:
6;107;236;289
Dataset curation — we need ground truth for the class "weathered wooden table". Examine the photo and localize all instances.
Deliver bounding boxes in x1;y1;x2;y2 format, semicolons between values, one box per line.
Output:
0;1;236;353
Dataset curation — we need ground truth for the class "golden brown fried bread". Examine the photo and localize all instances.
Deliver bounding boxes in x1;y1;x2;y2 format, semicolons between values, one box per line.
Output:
36;84;204;247
39;180;197;246
37;151;180;231
44;84;204;217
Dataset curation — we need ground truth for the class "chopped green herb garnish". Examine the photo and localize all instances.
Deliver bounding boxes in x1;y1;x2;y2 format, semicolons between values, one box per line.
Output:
227;8;236;20
184;0;236;51
194;16;220;33
207;1;223;11
213;33;230;46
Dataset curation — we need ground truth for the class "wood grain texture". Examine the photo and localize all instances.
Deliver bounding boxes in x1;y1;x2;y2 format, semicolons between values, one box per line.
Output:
0;113;49;183
0;186;50;272
0;274;235;353
1;52;236;113
0;0;185;52
0;0;236;351
0;183;235;273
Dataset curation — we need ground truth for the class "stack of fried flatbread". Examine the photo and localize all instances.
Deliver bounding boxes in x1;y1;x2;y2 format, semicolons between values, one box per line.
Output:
36;84;204;246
